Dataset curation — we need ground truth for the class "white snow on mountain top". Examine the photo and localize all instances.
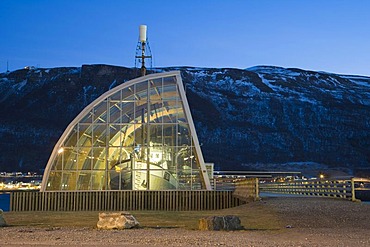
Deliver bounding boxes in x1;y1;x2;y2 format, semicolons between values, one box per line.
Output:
246;65;285;71
341;75;370;88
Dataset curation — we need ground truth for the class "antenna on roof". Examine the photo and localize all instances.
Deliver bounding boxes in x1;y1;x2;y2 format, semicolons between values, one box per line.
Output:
135;25;152;77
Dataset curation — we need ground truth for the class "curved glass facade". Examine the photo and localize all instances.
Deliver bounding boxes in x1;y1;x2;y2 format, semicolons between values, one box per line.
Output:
41;71;211;191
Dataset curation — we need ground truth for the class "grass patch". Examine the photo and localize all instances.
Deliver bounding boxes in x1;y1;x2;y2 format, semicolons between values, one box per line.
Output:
3;201;281;230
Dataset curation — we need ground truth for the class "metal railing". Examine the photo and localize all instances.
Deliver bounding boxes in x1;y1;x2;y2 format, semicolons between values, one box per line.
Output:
8;177;367;212
259;178;364;201
9;178;260;211
10;190;244;212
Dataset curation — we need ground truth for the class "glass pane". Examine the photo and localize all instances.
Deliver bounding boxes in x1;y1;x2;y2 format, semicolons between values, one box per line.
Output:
121;102;135;123
53;154;63;170
109;168;132;190
78;124;92;147
61;171;77;190
167;101;181;122
191;170;202;190
162;85;180;100
149;78;162;101
185;147;197;169
121;124;135;147
135;81;148;100
150;78;162;88
122;147;134;160
178;123;191;146
108;102;121;123
161;101;179;123
77;147;92;170
134;100;148;123
92;147;106;170
92;124;107;147
77;171;92;190
163;76;176;85
108;147;133;168
80;111;93;123
61;148;76;170
109;90;121;101
163;124;177;146
149;101;162;123
149;124;163;145
134;124;146;150
66;149;79;170
107;147;121;169
122;87;135;101
64;126;78;147
93;101;108;123
46;171;62;190
177;101;186;122
91;171;106;190
108;125;122;147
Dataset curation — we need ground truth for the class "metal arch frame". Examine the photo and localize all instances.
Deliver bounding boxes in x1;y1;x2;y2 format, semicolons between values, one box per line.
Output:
41;71;211;191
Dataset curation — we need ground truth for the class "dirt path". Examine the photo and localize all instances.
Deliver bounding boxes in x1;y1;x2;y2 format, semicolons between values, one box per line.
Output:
1;197;369;247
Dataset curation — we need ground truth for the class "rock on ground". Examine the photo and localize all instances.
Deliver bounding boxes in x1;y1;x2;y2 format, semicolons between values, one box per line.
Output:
97;212;139;230
199;215;242;230
0;209;7;227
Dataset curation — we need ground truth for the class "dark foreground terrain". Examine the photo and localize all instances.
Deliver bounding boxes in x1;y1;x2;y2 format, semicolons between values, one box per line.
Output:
1;197;369;246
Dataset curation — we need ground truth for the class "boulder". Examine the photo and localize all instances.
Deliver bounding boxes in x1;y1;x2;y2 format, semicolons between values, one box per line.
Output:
199;215;242;231
0;209;7;227
97;211;139;230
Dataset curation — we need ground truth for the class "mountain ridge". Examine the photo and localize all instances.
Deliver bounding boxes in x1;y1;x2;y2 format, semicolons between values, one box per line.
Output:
0;64;369;176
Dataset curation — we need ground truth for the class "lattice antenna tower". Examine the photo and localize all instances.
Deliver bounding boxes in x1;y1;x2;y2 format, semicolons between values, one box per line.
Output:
135;25;152;76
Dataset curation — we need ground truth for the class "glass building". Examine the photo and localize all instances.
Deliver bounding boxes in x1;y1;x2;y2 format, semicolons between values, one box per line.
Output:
41;71;211;191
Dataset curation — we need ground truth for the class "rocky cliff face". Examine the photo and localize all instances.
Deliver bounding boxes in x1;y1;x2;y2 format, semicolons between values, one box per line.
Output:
0;65;369;175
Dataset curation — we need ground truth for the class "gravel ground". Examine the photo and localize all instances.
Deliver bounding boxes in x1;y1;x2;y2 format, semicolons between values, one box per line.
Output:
1;197;369;247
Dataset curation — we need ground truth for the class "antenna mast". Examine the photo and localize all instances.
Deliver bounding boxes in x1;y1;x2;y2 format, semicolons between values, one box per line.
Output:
135;25;152;76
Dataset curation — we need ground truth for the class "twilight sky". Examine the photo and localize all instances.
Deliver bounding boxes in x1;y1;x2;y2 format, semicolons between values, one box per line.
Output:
1;0;370;76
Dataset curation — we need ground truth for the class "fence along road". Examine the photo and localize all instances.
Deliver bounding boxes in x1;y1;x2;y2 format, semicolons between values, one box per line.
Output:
259;178;370;201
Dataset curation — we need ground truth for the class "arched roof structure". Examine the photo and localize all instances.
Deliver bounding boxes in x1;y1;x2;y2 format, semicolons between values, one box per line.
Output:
41;71;211;191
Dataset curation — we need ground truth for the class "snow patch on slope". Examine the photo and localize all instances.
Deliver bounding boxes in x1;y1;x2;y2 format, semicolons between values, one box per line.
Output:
257;74;280;92
13;80;27;91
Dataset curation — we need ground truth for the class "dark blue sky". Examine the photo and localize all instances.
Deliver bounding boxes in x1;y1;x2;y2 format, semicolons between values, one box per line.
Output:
1;0;370;76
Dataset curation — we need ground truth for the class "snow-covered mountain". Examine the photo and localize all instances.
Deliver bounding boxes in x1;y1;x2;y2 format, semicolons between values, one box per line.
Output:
0;64;369;176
